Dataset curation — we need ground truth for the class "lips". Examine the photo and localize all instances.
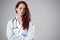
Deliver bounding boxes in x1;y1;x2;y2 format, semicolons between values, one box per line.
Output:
21;12;25;15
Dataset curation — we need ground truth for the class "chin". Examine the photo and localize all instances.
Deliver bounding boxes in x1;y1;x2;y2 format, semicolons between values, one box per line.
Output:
21;14;24;16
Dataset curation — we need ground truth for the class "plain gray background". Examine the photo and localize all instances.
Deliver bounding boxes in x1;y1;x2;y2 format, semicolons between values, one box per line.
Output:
0;0;60;40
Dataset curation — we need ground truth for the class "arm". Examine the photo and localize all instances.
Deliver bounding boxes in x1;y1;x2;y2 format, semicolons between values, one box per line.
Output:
25;20;35;40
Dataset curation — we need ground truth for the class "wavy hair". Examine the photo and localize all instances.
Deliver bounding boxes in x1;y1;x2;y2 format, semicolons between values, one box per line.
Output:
15;1;31;30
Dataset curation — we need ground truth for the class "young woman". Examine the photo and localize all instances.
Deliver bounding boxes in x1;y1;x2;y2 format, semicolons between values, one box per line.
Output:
6;1;35;40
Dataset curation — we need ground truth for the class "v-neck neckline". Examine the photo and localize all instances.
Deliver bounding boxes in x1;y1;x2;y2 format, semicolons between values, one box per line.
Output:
16;16;22;28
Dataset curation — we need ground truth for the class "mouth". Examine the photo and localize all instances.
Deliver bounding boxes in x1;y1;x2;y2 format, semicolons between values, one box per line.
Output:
21;12;24;14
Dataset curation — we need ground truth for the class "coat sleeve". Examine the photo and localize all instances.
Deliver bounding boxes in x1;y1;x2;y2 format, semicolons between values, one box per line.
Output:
6;20;22;40
25;20;35;40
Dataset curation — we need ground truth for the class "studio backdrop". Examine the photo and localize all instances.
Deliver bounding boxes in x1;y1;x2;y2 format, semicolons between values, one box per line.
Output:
0;0;60;40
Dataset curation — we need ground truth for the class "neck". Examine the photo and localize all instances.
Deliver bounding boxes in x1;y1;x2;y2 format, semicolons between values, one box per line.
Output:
17;15;23;24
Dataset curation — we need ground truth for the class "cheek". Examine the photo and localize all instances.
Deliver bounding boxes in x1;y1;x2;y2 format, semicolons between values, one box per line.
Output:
23;10;26;13
18;9;21;12
17;9;21;13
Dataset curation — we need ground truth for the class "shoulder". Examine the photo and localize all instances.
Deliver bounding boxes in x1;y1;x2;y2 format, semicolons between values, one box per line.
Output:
7;17;16;24
7;18;14;24
7;19;13;25
29;19;34;25
29;19;35;28
7;17;16;28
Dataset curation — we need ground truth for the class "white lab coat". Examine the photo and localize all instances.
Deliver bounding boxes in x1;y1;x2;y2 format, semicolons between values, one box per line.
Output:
6;16;35;40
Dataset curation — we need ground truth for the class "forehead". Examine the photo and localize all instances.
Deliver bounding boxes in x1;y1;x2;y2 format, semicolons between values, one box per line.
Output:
18;3;26;8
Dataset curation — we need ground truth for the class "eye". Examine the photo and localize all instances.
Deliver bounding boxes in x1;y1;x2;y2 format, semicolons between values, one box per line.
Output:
19;7;22;9
24;8;26;10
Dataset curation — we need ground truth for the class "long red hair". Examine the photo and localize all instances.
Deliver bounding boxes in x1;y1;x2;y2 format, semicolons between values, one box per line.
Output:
15;1;31;30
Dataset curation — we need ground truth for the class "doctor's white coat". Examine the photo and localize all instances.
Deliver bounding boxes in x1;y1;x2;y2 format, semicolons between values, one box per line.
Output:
6;17;35;40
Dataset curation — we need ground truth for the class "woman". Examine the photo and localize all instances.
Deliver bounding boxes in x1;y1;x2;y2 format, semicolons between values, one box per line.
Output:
6;1;35;40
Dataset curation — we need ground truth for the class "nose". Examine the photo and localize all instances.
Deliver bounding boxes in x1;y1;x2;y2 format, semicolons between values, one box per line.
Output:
22;8;25;12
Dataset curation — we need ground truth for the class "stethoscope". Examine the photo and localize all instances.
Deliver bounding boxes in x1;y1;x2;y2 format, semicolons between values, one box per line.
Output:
12;17;23;34
12;17;28;40
12;17;18;29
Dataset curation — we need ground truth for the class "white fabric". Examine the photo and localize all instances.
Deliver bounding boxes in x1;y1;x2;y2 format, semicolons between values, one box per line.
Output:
6;16;35;40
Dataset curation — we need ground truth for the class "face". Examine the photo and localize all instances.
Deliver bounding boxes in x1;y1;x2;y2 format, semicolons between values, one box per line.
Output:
16;3;26;16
